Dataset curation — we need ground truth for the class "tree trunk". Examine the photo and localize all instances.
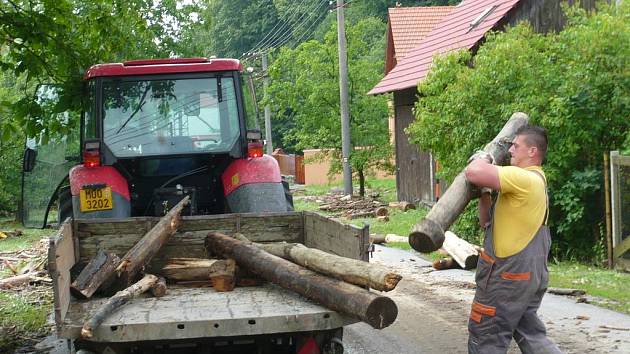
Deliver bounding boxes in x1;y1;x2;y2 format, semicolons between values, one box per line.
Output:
233;233;401;291
150;276;167;297
409;113;529;253
70;250;121;299
206;232;398;329
441;231;479;270
113;196;189;289
81;274;158;339
358;169;365;197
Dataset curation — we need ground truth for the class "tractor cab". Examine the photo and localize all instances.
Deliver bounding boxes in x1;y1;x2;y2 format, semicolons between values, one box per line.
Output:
22;58;290;228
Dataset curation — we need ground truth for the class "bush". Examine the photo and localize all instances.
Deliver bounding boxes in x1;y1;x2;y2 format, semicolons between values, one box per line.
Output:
408;4;630;261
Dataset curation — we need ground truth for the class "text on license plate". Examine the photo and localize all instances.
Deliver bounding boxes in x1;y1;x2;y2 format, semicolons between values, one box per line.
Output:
80;186;113;212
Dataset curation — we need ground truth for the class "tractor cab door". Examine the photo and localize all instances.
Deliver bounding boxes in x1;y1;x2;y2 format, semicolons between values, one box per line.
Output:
21;85;80;228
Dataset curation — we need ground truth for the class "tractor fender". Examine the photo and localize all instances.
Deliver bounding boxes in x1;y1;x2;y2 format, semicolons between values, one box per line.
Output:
69;165;131;219
221;155;289;213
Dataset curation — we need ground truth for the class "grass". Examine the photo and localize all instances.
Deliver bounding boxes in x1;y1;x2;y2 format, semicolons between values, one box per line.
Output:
0;291;51;349
0;218;54;253
549;262;630;314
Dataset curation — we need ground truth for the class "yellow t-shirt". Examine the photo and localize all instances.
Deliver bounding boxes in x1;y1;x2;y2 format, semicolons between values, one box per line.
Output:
493;165;547;257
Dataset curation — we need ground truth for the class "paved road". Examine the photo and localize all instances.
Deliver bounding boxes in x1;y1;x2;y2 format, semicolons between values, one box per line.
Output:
343;245;630;354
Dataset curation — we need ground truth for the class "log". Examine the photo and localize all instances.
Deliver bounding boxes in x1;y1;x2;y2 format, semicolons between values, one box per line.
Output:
0;273;37;289
161;258;225;281
374;207;389;217
388;201;415;212
233;233;401;292
206;232;398;329
370;234;409;244
3;259;18;274
441;231;479;270
547;288;586;296
81;274;158;339
432;258;461;270
150;276;167;297
70;250;121;299
210;259;236;292
114;196;189;288
409;113;529;253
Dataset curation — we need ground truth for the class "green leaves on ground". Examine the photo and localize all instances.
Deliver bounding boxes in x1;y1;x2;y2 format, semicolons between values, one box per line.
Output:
408;3;630;260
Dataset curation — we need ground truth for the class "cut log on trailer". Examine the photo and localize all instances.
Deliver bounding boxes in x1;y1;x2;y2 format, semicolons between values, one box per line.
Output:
232;233;401;292
113;196;189;289
441;231;479;270
409;113;529;253
161;258;229;282
206;232;398;329
70;250;121;299
81;273;159;339
150;276;167;297
209;259;236;292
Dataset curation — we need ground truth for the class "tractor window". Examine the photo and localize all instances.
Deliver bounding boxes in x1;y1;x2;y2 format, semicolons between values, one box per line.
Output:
83;80;97;139
102;76;241;157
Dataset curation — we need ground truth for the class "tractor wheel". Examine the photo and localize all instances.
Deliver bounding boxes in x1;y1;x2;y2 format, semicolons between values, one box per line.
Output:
57;186;73;225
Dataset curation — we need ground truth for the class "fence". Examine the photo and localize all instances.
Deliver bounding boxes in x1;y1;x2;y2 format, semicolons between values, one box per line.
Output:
610;151;630;271
272;151;305;184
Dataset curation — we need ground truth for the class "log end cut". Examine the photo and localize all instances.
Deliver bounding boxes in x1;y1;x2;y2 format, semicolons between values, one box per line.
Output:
409;219;445;253
383;273;403;292
464;255;479;270
365;296;398;329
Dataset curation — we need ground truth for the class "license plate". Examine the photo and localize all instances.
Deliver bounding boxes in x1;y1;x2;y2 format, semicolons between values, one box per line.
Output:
80;186;113;212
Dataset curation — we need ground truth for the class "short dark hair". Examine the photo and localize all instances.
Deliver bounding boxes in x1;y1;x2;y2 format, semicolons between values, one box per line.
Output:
515;124;547;160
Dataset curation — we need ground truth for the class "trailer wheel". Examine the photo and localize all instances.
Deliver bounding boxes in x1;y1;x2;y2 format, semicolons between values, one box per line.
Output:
57;186;73;225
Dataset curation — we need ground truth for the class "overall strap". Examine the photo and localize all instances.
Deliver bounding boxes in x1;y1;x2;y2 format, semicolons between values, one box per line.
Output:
530;170;549;226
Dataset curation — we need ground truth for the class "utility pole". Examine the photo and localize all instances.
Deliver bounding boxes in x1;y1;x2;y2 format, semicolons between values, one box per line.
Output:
336;0;353;195
262;53;273;155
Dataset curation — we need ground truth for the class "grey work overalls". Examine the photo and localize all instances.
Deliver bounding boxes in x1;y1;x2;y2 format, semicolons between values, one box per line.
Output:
468;172;562;354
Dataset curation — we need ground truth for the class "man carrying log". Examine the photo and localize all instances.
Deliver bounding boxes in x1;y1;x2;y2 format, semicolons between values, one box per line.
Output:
464;124;561;354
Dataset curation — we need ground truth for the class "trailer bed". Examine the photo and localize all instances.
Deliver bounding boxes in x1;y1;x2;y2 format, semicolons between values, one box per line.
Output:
49;212;369;342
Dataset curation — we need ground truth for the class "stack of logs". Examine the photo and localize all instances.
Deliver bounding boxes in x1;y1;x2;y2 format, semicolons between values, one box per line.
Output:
314;193;416;222
72;196;401;338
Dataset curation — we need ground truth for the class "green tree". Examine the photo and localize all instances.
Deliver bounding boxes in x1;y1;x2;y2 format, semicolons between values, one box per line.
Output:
407;4;630;261
266;17;393;196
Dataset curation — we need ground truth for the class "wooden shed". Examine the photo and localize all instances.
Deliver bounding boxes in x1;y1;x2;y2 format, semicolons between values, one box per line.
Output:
369;0;573;205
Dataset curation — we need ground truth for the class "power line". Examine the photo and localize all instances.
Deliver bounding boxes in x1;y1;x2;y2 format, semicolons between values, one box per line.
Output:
240;0;312;59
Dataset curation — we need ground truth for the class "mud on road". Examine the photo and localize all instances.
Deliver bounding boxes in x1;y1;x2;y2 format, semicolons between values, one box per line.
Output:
343;245;630;354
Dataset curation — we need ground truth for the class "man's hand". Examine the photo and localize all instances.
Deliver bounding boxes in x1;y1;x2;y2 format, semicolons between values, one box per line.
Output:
467;150;494;165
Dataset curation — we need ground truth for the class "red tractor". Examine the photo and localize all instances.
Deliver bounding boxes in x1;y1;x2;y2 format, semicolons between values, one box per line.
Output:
21;58;292;227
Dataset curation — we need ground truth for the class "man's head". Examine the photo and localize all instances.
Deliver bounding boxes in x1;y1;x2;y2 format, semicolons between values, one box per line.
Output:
509;125;547;167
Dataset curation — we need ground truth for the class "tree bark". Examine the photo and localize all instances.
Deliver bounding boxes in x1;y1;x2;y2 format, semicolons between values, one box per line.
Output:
206;232;398;329
441;231;479;270
409;113;529;253
209;259;236;292
233;233;401;292
161;258;226;282
150;276;167;297
71;250;121;299
113;196;189;289
81;274;159;339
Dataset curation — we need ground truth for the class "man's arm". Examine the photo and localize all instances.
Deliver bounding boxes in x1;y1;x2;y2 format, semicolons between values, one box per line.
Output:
464;159;500;190
478;192;492;228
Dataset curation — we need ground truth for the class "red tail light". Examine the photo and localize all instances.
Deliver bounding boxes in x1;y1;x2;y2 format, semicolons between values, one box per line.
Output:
248;142;263;158
83;141;101;168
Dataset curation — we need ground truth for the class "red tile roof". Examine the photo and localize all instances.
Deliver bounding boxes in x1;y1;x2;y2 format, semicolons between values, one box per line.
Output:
389;6;454;61
369;0;522;95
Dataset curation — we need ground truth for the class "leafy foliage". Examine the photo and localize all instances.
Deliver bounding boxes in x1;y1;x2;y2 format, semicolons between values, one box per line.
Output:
266;18;393;195
407;4;630;260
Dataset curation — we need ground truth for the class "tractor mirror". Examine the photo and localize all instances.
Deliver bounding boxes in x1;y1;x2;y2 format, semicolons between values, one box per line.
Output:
246;129;262;141
23;148;37;172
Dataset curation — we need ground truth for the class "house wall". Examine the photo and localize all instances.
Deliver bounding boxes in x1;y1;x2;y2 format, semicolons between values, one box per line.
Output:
393;87;434;204
303;149;394;186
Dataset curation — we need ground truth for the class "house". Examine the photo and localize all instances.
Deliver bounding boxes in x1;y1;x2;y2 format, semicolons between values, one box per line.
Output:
369;0;574;205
